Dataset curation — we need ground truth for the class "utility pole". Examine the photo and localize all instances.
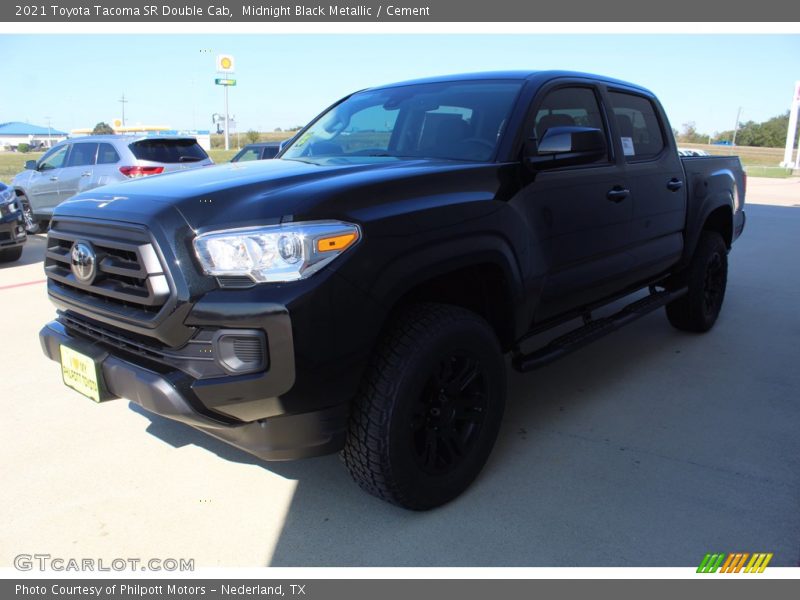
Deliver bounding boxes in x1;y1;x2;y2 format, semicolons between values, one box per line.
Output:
224;85;230;150
731;107;742;148
215;54;236;151
118;93;128;126
782;81;800;168
45;116;52;147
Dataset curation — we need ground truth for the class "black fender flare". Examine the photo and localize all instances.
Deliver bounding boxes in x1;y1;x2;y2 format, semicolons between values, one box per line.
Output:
367;232;529;343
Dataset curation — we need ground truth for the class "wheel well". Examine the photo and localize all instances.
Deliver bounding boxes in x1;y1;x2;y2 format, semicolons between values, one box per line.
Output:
703;205;733;248
392;263;515;350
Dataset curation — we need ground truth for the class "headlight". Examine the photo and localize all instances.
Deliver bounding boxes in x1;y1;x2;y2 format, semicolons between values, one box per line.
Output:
0;186;14;204
0;187;17;215
193;220;361;283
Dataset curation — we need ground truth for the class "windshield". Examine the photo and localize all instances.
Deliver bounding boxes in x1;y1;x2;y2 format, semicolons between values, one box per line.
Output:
282;80;523;164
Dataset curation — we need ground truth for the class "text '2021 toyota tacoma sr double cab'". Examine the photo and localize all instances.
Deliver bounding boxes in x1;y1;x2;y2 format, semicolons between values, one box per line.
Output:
40;71;745;510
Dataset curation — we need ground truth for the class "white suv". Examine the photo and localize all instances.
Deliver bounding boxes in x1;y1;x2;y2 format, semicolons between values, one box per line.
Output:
12;135;213;233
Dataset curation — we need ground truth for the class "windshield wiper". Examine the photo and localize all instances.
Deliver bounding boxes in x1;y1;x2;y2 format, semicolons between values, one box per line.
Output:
364;153;421;159
283;157;317;165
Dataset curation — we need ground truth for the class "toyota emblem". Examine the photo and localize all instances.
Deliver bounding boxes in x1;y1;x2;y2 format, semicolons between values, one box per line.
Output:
70;241;97;284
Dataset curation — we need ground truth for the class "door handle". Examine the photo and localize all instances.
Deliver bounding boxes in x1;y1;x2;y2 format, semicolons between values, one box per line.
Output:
607;186;630;203
49;176;58;181
667;178;684;192
81;172;92;177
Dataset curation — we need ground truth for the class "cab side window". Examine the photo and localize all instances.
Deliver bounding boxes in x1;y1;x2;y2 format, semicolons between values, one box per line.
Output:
608;91;665;161
534;86;610;164
38;145;69;171
66;143;98;167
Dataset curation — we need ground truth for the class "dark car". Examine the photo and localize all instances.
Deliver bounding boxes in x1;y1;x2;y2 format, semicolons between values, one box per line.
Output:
39;71;745;509
230;142;283;162
0;181;26;262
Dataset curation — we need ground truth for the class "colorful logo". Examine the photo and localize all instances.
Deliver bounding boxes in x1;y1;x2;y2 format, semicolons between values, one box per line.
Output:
216;54;235;72
697;553;773;573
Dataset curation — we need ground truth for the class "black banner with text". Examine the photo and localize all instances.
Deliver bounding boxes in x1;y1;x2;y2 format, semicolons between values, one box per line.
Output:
3;0;800;22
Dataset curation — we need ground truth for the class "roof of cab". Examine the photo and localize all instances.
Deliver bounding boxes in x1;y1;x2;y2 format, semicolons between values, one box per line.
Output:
366;70;652;95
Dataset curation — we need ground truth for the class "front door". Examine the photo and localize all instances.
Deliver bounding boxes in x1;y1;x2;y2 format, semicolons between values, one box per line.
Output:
512;84;633;320
27;144;70;213
57;142;98;203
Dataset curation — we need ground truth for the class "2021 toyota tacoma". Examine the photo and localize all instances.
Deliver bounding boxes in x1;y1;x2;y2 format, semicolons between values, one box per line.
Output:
39;71;745;509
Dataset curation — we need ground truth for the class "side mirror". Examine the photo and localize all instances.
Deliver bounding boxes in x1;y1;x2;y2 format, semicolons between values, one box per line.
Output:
525;126;607;170
24;160;38;171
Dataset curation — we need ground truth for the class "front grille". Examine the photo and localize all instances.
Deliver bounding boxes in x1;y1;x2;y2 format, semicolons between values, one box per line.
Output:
60;312;266;379
45;220;170;315
60;312;229;379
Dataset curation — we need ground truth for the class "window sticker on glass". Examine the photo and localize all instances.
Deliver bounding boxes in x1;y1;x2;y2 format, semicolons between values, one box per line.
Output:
621;137;635;156
294;132;313;148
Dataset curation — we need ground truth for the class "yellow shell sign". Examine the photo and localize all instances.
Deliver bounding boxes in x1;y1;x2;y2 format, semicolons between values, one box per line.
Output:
217;54;235;72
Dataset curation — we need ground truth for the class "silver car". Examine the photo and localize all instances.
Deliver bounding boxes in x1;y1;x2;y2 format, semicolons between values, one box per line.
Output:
12;135;213;233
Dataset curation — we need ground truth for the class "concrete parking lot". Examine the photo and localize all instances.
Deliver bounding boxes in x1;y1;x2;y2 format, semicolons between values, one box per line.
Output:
1;178;798;568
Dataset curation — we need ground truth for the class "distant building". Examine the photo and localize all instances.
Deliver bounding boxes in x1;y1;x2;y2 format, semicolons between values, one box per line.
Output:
0;122;68;151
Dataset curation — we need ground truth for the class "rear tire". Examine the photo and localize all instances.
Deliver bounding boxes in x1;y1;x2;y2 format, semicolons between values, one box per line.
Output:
341;303;506;510
0;246;23;263
665;231;728;332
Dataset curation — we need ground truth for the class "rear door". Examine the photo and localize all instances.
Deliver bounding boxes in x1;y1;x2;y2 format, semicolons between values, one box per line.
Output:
605;89;686;280
57;141;98;202
93;142;123;187
514;82;633;319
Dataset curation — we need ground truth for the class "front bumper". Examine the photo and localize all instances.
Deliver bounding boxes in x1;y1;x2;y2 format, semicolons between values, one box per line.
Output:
0;209;26;248
39;319;349;460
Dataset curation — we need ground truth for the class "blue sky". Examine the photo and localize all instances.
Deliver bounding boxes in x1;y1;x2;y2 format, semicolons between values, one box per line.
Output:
1;34;798;137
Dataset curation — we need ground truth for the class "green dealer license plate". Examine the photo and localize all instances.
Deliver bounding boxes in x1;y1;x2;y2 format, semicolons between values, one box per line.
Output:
60;345;102;402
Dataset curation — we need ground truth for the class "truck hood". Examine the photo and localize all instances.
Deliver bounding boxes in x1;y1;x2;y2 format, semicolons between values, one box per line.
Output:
52;157;504;232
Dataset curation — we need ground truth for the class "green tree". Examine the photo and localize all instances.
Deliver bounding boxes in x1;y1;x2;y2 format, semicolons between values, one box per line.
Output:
716;111;799;147
92;122;114;135
245;129;261;144
677;121;709;144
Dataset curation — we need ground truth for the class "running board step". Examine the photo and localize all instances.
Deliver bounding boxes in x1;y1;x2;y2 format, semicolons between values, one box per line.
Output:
512;288;686;373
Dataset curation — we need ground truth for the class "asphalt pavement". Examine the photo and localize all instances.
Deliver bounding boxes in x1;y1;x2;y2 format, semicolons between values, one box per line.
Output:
1;177;798;567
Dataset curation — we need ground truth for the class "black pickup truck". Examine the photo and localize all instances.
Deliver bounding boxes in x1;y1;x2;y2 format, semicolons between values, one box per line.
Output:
39;71;745;510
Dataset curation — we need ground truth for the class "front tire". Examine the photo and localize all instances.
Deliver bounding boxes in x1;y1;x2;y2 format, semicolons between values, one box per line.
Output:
19;195;40;235
0;246;23;263
666;231;728;332
342;303;506;510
